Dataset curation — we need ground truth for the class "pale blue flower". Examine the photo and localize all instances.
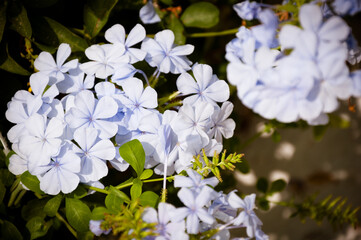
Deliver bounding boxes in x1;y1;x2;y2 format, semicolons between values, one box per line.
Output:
225;26;255;62
209;101;236;143
332;0;361;16
72;127;115;183
56;66;95;94
142;202;188;240
228;193;262;238
141;30;194;74
111;64;138;86
176;64;230;106
251;9;278;48
208;192;237;223
8;143;28;175
34;43;78;84
174;169;219;193
89;220;111;236
233;1;261;20
36;143;81;195
65;90;118;139
19;113;64;171
139;0;161;24
351;70;361;97
105;24;147;63
80;44;129;79
171;187;216;234
173;102;214;146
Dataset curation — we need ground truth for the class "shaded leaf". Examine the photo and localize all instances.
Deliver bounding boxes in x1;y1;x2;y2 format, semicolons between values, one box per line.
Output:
66;184;87;199
269;179;287;194
83;0;118;39
166;13;186;45
0;168;14;187
313;125;328;141
130;178;142;200
119;139;145;178
0;220;23;240
26;216;52;240
20;171;44;195
258;197;270;211
0;0;7;42
139;191;159;208
65;197;91;232
0;182;5;203
44;194;63;217
256;177;268;194
0;43;31;75
8;2;32;38
77;231;94;240
23;0;58;8
21;198;48;221
44;17;88;52
181;2;219;29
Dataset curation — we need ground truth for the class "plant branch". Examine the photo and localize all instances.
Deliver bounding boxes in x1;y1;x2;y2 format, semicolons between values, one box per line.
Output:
56;212;77;238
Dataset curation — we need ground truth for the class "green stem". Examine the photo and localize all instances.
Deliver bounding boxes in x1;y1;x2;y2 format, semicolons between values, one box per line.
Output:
85;186;110;194
116;176;175;190
56;212;77;238
186;28;239;38
239;131;264;150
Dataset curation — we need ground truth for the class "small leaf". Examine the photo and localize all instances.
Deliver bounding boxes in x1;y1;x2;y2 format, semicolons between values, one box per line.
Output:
66;184;87;199
140;169;153;180
44;17;88;52
139;191;159;208
256;177;268;194
166;13;186;45
0;43;31;76
1;220;23;240
83;0;118;39
77;231;94;240
26;216;52;240
258;197;270;211
236;159;250;174
91;206;111;220
0;168;15;187
119;139;145;177
44;195;63;217
20;171;44;195
130;178;142;200
0;182;5;203
105;186;129;213
271;130;281;142
269;179;287;194
8;2;32;38
21;198;48;221
313;125;328;141
0;0;7;42
181;2;219;29
65;198;92;233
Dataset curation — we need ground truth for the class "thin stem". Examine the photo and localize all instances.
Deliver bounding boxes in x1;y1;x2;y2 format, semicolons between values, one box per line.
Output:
186;28;239;38
56;212;77;238
85;186;110;194
239;131;264;150
0;131;10;155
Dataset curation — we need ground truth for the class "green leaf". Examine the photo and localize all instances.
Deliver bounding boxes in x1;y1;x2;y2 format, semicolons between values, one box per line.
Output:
83;0;118;39
20;171;44;195
139;191;159;208
0;168;15;187
77;231;94;240
269;179;287;194
119;139;145;177
258;197;270;211
66;184;87;199
160;0;172;5
140;169;153;180
65;197;91;233
44;17;88;52
130;178;142;200
271;130;281;142
21;198;48;221
26;216;52;240
181;2;219;29
236;158;250;174
0;220;23;240
0;182;5;204
91;206;111;220
166;13;186;45
105;186;129;213
8;2;32;38
256;177;268;194
313;124;328;141
0;43;31;75
0;1;7;42
44;195;63;217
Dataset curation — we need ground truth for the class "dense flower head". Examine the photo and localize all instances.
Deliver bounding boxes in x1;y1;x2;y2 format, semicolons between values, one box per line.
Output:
226;2;361;125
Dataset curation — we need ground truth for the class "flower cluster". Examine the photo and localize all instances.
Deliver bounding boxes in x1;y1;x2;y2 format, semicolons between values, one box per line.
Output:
226;1;361;125
140;169;267;239
5;24;235;197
